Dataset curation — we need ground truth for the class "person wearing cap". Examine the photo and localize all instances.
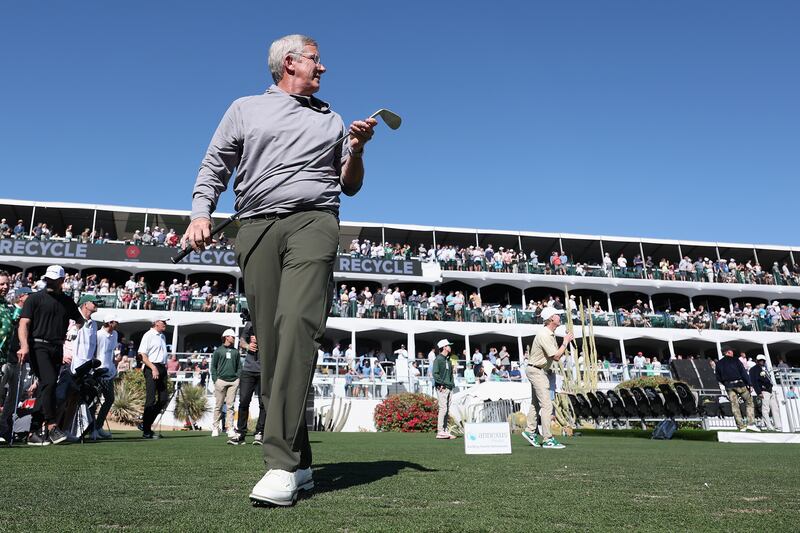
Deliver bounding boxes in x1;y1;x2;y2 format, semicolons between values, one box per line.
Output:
229;324;265;446
211;328;241;438
522;307;574;449
17;265;83;445
55;293;99;439
138;315;170;439
0;284;32;443
749;355;781;431
432;339;456;439
0;271;16;444
93;314;120;439
715;347;759;432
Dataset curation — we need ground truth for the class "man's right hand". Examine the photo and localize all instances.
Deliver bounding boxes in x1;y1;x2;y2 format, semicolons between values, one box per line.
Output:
17;346;28;364
182;218;212;252
249;336;258;352
151;366;160;380
563;333;575;345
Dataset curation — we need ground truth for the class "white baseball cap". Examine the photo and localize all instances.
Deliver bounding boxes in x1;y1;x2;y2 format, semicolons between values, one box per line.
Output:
222;328;236;338
43;265;65;280
756;354;767;361
104;313;119;323
437;339;453;349
540;307;564;321
153;315;170;324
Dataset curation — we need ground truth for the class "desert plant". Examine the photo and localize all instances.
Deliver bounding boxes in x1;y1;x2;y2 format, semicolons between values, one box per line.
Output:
174;385;208;423
374;393;438;432
109;378;144;426
616;376;675;390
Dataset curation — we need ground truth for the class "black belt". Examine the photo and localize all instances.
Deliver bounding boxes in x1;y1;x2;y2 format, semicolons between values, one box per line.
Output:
34;338;64;345
240;208;337;223
527;363;546;370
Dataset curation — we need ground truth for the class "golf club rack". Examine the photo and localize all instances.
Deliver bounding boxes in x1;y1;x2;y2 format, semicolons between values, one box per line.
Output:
559;358;769;431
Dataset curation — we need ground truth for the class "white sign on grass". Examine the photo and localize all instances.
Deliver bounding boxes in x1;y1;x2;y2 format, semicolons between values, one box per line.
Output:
463;422;512;455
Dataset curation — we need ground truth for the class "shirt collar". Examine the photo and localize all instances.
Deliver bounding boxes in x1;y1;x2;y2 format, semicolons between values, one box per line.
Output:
267;84;330;113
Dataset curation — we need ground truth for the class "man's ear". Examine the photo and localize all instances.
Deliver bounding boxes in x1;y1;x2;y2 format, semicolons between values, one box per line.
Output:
283;55;296;77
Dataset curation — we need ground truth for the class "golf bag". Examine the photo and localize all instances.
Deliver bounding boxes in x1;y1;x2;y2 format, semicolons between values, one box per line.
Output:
652;419;677;440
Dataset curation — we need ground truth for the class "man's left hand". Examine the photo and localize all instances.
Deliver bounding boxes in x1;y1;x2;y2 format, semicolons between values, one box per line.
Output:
349;118;377;152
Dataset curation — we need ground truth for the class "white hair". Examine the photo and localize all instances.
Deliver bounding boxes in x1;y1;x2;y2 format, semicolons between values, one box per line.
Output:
268;34;317;83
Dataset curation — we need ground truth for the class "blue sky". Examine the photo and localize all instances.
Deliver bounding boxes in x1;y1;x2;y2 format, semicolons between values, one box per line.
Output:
1;1;797;245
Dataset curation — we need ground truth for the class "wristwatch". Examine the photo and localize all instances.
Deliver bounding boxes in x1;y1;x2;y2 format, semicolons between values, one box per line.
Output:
351;148;364;158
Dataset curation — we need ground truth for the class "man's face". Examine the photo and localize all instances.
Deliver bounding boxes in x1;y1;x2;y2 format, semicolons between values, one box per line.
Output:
550;314;561;327
289;44;325;95
155;320;167;333
0;275;9;297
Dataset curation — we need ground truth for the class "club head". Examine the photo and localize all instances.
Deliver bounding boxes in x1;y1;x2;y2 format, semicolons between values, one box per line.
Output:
370;108;402;130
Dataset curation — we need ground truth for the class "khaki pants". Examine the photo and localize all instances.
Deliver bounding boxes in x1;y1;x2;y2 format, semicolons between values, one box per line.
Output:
437;386;452;434
727;386;755;429
213;378;240;431
761;391;781;431
525;366;553;439
236;211;339;472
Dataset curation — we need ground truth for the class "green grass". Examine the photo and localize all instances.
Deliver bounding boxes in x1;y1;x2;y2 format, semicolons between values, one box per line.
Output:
4;431;799;532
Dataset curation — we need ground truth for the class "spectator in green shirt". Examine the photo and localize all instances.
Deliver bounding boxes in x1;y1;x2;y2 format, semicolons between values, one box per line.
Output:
211;329;241;438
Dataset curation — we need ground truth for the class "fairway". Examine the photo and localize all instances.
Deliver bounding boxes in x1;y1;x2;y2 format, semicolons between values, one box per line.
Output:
4;431;799;532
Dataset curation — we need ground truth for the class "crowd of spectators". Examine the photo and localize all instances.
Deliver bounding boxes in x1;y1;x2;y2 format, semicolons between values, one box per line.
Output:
4;218;799;288
4;271;243;313
0;218;230;249
345;238;800;287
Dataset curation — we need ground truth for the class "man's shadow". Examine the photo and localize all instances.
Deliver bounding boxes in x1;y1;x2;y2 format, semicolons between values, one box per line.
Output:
312;461;436;494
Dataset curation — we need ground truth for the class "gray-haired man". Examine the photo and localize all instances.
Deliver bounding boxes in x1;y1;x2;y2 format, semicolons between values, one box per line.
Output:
522;307;573;449
184;34;377;506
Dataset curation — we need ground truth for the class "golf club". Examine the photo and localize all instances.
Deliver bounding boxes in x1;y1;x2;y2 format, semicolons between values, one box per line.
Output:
8;366;25;445
171;108;402;264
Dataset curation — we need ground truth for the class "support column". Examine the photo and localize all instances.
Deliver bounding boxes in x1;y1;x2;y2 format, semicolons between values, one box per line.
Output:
351;330;357;358
29;205;37;236
464;335;470;363
716;341;723;360
599;240;605;265
619;338;630;381
648;294;655;313
517;336;525;363
762;343;774;371
407;332;415;360
607;293;614;314
667;339;676;361
90;209;97;241
170;324;179;356
728;297;734;312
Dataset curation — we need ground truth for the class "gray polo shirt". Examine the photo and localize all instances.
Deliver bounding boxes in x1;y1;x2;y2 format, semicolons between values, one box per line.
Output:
191;85;351;220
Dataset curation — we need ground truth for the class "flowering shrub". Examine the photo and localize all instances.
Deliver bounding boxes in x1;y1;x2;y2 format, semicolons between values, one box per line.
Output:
374;393;438;432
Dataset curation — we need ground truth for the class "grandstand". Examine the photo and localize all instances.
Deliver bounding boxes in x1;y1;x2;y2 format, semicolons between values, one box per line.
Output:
2;197;799;431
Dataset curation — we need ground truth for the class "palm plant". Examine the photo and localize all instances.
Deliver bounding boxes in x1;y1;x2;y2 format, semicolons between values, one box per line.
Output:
174;385;209;424
110;379;144;426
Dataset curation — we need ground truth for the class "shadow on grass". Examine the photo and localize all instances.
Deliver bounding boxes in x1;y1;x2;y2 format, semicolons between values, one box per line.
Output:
312;461;437;494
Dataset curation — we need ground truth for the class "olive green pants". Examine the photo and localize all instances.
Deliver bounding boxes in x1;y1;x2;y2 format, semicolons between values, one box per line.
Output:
236;211;338;472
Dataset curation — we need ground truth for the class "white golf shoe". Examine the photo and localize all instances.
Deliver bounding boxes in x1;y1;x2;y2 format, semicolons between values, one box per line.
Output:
249;468;314;506
211;428;219;437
